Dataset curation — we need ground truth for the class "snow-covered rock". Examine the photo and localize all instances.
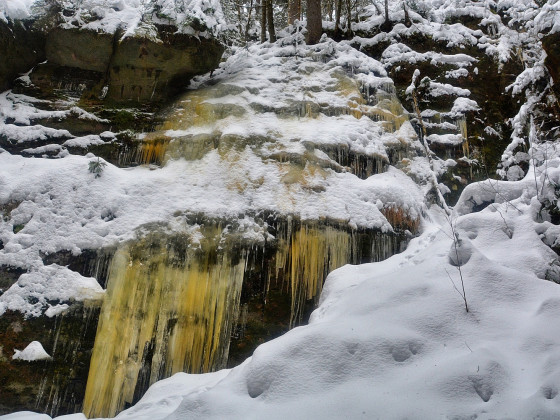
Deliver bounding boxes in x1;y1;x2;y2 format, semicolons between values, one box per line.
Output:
12;341;51;361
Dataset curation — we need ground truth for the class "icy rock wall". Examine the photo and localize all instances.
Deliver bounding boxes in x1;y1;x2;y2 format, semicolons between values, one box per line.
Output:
83;218;408;418
80;46;419;418
83;229;245;418
0;36;423;416
0;305;100;417
274;224;405;327
137;60;415;179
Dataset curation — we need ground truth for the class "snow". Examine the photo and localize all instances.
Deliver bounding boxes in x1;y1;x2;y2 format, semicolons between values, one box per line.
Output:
12;341;51;361
45;303;69;317
427;133;463;145
1;0;225;37
8;158;560;418
63;135;107;148
56;0;226;38
0;415;84;420
114;371;229;420
1;0;560;418
0;37;425;317
0;414;51;420
381;43;477;68
0;0;37;22
448;97;480;118
535;0;560;34
427;82;470;98
0;124;72;144
0;264;104;317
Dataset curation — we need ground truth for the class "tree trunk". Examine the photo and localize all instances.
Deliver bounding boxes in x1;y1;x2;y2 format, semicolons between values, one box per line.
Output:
245;0;254;41
384;0;389;22
266;0;276;42
334;0;342;38
345;0;352;35
235;3;244;35
260;0;267;42
307;0;322;44
380;0;392;32
403;1;411;27
288;0;301;24
326;0;333;21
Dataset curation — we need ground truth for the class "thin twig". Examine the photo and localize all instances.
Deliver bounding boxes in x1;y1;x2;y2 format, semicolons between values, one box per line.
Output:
445;215;469;313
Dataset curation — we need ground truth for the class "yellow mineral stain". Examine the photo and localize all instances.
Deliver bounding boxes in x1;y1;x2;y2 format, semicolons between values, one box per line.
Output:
348;94;408;132
368;95;409;131
137;137;169;165
457;117;469;157
380;205;420;234
333;71;366;105
275;225;351;327
83;231;245;418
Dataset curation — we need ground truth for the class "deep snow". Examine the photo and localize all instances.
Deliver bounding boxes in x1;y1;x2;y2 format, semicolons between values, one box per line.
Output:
3;161;560;418
1;0;560;418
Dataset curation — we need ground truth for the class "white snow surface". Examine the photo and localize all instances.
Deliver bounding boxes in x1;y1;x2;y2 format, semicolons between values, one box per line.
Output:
7;160;560;418
0;264;104;317
0;0;225;37
0;0;36;22
12;340;51;361
427;133;463;145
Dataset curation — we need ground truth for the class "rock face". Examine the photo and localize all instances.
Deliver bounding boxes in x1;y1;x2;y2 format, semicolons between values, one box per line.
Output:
107;28;224;103
0;17;224;165
45;25;224;104
0;18;47;92
0;306;100;417
1;16;224;105
46;27;114;73
353;27;524;203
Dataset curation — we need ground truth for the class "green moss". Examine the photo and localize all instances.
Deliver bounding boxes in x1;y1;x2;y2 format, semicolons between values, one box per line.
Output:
12;224;25;234
112;110;135;128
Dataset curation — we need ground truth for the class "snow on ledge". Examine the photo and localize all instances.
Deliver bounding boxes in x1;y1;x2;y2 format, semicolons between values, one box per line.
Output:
12;341;51;361
0;264;105;318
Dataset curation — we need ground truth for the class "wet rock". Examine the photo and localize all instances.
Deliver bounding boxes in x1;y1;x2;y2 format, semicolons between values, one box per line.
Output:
0;19;47;92
0;306;100;416
106;26;224;103
43;25;224;104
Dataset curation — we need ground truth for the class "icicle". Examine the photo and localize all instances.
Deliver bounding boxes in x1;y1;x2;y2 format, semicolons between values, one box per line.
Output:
83;230;246;418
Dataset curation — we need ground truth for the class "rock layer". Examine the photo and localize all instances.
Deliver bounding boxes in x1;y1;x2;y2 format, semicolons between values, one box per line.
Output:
45;25;224;104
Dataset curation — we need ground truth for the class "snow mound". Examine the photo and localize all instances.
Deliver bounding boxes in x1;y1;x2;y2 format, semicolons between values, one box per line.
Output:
12;341;51;361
